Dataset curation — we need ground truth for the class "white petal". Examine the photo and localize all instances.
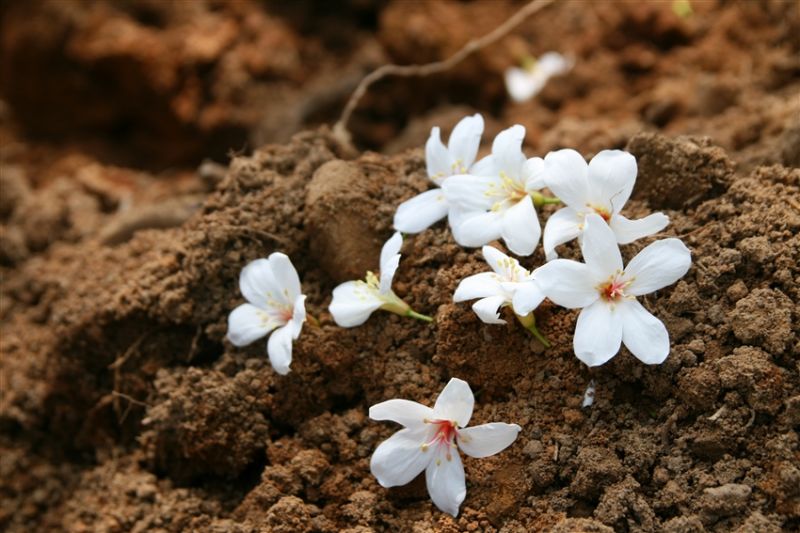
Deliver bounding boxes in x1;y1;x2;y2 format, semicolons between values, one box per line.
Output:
425;446;466;517
624;238;692;296
481;245;512;277
267;323;294;375
543;149;589;209
433;378;474;427
289;295;306;339
542;207;582;261
619;299;670;364
587;150;636;214
426;127;453;182
393;189;449;233
580;214;623;280
239;258;280;308
574;300;623;367
472;295;508;325
522;157;546;191
329;281;383;327
452;211;503;248
453;272;504;302
379;232;403;294
369;399;434;428
505;67;542;103
268;253;302;303
447;114;484;172
512;281;545;316
442;174;496;212
537;51;573;77
468;154;497;177
533;260;597;309
500;195;540;256
609;212;669;245
492;125;527;179
227;303;274;347
371;426;431;487
457;423;521;458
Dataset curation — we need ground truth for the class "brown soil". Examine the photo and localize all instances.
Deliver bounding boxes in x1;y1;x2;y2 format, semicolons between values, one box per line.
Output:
1;1;799;532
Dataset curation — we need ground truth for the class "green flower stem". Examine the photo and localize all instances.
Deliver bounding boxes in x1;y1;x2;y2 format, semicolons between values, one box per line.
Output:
531;191;561;207
406;309;434;323
516;312;551;348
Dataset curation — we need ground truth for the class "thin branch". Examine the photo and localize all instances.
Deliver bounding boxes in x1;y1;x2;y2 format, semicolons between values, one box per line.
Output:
333;0;556;143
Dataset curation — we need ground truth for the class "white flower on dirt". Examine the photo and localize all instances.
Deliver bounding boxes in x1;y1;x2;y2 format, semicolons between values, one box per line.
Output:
369;377;521;517
542;148;669;260
505;51;574;103
443;125;557;256
227;253;307;375
394;113;484;233
534;214;691;366
453;245;549;345
329;232;432;327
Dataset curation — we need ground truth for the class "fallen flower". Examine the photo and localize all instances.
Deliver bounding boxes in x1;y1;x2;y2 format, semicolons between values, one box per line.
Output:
582;380;596;408
369;377;521;517
453;245;549;346
443;125;558;256
542;149;669;260
505;51;574;103
227;253;307;375
329;232;432;326
534;214;691;366
394;113;484;233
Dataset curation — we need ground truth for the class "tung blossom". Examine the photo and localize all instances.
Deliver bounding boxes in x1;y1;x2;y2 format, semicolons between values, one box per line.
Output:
534;214;691;367
505;51;574;103
394;114;484;234
453;245;548;345
329;232;431;327
227;253;307;375
444;125;556;256
370;378;521;517
542;148;669;260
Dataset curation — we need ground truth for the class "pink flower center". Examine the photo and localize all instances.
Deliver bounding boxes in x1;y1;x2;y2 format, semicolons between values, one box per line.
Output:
598;275;630;302
589;204;612;222
421;418;458;461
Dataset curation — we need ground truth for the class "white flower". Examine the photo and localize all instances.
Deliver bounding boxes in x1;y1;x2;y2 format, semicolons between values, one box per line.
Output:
505;51;574;103
542;148;669;260
453;245;549;345
443;125;554;256
534;214;691;367
369;377;521;517
394;114;484;234
227;253;307;375
329;232;431;327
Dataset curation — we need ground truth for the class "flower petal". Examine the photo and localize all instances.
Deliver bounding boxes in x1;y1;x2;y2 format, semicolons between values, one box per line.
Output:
492;125;527;179
481;245;512;277
587;150;636;214
574;300;623;367
512;281;545;316
289;295;306;338
581;214;623;280
451;211;503;248
609;212;669;245
453;272;504;302
472;295;508;325
433;378;474;427
426;127;452;182
468;154;496;177
371;426;432;488
533;260;597;309
239;258;280;308
505;67;543;102
624;238;692;296
457;423;521;458
447;114;484;172
329;281;383;327
543;149;589;209
227;303;274;346
268;252;302;304
442;174;496;212
267;323;294;375
379;232;403;294
425;446;466;517
619;299;670;364
542;207;582;261
522;157;546;191
501;195;540;256
393;189;449;234
370;399;434;428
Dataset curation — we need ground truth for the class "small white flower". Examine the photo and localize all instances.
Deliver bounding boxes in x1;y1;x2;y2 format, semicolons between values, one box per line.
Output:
582;380;596;408
443;125;553;256
505;51;574;103
227;253;307;375
369;377;521;517
394;114;484;234
542;148;669;260
453;245;549;345
534;214;691;366
329;232;431;327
